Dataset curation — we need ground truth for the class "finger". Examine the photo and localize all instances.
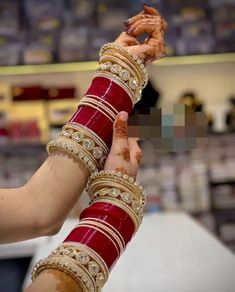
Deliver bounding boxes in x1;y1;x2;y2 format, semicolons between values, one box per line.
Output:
126;13;152;26
144;5;168;31
115;32;139;47
148;27;164;42
127;17;162;36
110;111;129;154
129;21;164;37
128;138;143;177
144;4;161;16
145;38;166;63
125;10;145;26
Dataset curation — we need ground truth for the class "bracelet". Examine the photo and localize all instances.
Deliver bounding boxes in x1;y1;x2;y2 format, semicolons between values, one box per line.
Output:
85;94;119;116
47;123;109;173
99;51;144;95
97;62;142;104
75;219;125;254
32;256;94;291
80;97;117;121
78;217;125;250
102;49;144;86
74;224;121;257
86;170;146;230
64;123;109;155
99;43;148;88
32;244;108;292
46;137;98;174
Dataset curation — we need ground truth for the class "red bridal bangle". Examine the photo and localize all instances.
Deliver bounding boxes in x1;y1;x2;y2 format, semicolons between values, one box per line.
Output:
32;170;146;292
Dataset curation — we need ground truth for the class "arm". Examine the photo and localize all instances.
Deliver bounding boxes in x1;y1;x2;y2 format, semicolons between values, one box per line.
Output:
0;154;88;243
25;7;167;292
25;111;143;292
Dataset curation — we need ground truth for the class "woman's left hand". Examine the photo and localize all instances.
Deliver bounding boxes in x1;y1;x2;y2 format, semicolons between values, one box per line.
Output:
114;4;167;64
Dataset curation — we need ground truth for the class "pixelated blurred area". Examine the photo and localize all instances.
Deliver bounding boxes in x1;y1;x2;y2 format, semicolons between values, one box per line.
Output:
129;81;208;151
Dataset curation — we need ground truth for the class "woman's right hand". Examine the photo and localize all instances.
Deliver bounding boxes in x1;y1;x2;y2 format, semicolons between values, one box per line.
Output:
104;111;142;179
114;4;167;64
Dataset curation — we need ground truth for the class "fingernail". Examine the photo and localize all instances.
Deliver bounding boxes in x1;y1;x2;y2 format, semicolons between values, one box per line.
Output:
119;111;128;121
127;28;134;34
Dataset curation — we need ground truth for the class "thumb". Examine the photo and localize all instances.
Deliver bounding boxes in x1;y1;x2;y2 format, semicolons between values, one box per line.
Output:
110;111;129;153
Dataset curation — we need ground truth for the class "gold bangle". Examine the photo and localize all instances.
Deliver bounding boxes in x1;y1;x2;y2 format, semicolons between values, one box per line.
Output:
90;179;145;206
100;51;144;90
85;94;119;116
78;219;125;253
47;137;98;174
96;58;143;104
32;256;95;292
90;198;140;232
91;188;144;226
103;49;147;89
61;124;108;170
61;242;109;282
81;97;117;120
75;223;121;257
64;123;109;155
87;170;146;204
78;100;114;123
100;54;138;82
78;217;125;250
99;43;148;88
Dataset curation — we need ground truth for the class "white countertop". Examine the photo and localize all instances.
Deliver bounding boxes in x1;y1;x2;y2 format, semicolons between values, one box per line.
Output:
3;213;234;292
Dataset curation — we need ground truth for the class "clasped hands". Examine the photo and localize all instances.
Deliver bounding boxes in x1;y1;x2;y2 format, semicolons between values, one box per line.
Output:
115;4;167;64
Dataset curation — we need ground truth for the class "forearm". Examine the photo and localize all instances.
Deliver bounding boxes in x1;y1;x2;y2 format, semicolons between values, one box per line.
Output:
0;154;88;243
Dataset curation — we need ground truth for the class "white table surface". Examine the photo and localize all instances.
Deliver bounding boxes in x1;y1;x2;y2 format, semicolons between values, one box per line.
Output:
21;213;235;292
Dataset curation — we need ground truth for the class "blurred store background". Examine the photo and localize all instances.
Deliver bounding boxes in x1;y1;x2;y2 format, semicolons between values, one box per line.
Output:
0;0;235;291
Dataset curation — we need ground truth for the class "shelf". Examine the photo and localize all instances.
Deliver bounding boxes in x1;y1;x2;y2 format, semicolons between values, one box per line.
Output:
154;52;235;66
0;53;234;76
0;143;45;154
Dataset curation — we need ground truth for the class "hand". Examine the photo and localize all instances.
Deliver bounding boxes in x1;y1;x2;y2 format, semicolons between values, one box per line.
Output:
114;4;167;64
104;112;142;179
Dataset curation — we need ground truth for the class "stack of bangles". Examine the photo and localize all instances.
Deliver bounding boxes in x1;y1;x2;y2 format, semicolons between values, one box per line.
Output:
32;43;148;291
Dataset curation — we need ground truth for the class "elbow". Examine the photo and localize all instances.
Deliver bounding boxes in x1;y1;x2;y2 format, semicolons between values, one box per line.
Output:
37;218;63;237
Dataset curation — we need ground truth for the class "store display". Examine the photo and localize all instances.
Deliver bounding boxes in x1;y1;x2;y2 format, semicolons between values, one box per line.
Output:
0;0;233;66
24;0;63;31
23;31;56;65
0;35;22;66
0;1;19;35
59;27;88;62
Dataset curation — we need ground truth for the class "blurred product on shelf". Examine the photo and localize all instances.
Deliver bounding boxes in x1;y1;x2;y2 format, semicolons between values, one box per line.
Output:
7;101;48;144
225;96;235;132
48;99;78;126
0;34;22;66
12;85;76;101
24;0;64;31
59;27;88;62
22;31;56;65
0;1;19;35
12;85;43;101
70;0;96;25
